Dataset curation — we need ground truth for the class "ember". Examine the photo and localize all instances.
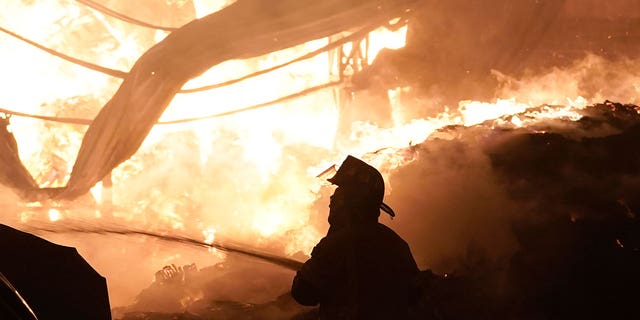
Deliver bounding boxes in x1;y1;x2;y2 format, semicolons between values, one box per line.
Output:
1;1;639;319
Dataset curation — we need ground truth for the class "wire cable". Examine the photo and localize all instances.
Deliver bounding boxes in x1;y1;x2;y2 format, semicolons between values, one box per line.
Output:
74;0;178;32
164;80;341;124
0;25;127;78
179;25;373;93
0;80;342;125
0;23;360;94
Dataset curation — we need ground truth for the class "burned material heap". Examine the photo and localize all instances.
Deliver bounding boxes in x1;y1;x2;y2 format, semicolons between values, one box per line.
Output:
396;101;640;320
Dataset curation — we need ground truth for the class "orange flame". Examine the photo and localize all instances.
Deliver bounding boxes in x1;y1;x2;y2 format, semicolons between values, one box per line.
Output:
3;1;640;308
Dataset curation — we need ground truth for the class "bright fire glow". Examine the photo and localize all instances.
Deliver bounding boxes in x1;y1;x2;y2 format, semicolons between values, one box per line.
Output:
90;181;103;204
0;2;614;253
0;1;632;253
48;208;62;222
459;99;531;126
2;0;639;309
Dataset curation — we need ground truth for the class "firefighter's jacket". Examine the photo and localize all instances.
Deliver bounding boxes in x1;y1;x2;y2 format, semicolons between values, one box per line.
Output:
291;221;420;319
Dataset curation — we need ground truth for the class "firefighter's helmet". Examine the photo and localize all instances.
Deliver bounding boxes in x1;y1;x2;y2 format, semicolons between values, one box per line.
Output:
328;155;395;217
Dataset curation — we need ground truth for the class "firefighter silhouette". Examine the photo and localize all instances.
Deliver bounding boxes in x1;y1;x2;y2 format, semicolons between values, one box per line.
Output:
292;155;420;319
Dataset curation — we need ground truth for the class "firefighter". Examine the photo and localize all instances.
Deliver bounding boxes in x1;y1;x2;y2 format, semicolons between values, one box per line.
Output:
291;155;421;319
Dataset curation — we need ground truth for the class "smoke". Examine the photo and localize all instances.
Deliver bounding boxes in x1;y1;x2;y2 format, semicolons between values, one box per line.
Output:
493;54;640;106
373;0;640;120
384;100;640;286
385;132;520;273
361;5;640;275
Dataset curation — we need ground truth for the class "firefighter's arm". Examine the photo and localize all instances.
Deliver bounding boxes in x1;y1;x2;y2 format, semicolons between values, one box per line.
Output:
291;271;320;306
290;235;342;306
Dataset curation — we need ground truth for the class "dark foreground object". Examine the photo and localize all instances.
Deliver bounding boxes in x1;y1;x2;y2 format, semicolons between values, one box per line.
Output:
0;224;112;320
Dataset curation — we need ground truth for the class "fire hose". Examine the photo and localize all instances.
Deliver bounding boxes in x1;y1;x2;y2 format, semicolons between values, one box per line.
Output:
19;222;305;271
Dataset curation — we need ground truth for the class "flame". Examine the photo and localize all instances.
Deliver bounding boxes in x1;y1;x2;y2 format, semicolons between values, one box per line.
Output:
368;24;408;64
203;227;216;244
48;208;62;222
0;3;599;246
202;227;225;257
0;2;616;243
193;0;237;18
90;181;103;204
3;1;640;308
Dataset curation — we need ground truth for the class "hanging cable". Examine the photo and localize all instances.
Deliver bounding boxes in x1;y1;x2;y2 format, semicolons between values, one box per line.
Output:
0;80;342;125
179;24;375;93
0;25;127;78
0;23;363;93
164;80;342;124
74;0;178;32
0;107;91;125
1;5;393;94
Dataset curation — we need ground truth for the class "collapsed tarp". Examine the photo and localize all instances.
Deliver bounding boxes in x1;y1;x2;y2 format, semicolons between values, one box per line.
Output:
44;0;416;200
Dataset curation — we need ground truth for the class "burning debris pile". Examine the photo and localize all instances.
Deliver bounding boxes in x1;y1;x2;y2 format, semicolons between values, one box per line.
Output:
391;101;640;319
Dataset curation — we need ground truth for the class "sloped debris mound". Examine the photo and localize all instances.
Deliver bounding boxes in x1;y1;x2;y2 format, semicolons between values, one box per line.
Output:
400;101;640;320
